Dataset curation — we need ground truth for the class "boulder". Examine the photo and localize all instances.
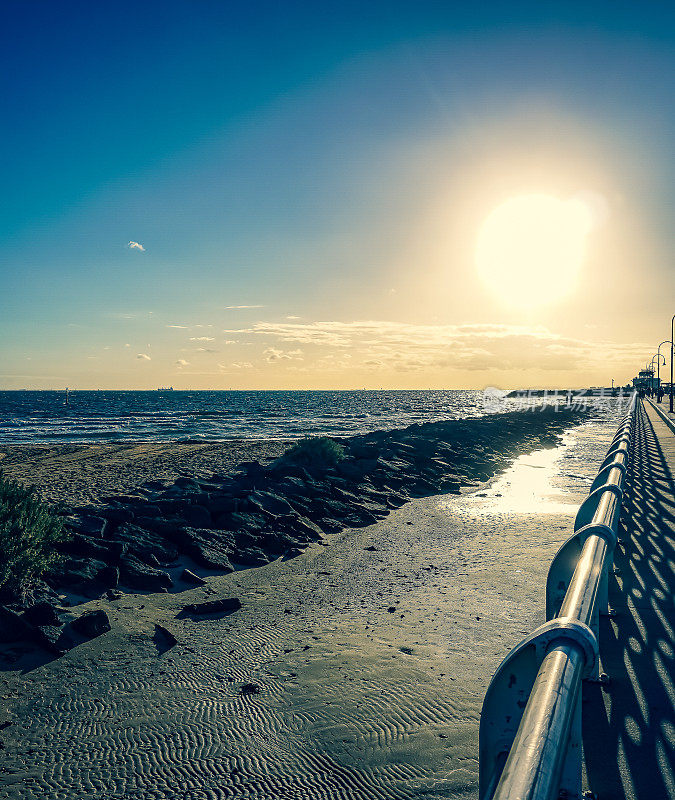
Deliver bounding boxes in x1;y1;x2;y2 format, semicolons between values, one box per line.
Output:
233;547;270;567
183;597;241;615
119;554;173;592
72;609;111;639
181;568;206;586
0;605;34;643
181;504;212;529
22;601;62;627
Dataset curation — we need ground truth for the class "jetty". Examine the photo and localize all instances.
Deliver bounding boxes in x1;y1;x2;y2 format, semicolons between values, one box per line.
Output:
480;395;675;800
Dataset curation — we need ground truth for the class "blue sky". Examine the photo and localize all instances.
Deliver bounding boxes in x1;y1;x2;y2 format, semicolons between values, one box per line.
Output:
2;1;674;388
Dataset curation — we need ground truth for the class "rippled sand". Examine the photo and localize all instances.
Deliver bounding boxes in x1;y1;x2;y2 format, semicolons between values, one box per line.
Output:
0;419;616;800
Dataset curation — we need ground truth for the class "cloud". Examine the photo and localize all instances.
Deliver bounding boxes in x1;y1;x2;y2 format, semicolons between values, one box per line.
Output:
196;347;218;353
176;359;189;367
224;339;237;345
128;241;145;251
189;336;215;342
167;324;189;329
225;305;264;310
136;353;151;361
263;347;304;363
227;319;649;375
286;315;301;320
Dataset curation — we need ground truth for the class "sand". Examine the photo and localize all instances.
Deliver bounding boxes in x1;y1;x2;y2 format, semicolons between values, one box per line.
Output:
0;416;618;800
0;440;291;506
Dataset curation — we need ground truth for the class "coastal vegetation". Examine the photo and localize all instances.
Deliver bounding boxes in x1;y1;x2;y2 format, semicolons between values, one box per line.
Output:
0;474;66;599
282;436;346;467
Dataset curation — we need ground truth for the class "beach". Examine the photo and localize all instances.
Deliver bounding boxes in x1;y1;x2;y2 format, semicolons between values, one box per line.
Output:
0;440;291;507
0;406;621;799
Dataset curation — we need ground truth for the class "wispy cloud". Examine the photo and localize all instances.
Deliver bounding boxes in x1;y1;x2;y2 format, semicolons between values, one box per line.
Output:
225;305;264;310
128;241;145;252
167;324;189;329
226;319;649;374
176;359;189;367
189;336;215;342
263;347;304;363
136;353;151;361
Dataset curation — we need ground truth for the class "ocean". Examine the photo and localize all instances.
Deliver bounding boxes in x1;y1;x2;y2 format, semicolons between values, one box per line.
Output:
0;389;520;444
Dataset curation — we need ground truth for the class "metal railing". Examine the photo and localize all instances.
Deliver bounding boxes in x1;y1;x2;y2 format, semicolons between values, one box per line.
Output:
479;392;638;800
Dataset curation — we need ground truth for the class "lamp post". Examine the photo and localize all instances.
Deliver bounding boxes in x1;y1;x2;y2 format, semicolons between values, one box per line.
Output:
652;354;666;396
671;315;675;413
657;339;671;402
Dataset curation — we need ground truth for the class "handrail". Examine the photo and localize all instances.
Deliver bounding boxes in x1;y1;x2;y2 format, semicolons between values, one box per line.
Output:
479;392;638;800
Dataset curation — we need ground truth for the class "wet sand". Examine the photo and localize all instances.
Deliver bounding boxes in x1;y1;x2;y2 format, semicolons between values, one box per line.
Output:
0;418;616;800
0;440;291;506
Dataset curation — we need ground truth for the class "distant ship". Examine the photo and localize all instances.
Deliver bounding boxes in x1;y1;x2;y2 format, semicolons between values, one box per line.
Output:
156;386;174;391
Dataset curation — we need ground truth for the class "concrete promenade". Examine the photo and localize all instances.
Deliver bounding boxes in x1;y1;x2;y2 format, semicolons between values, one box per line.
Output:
583;399;675;799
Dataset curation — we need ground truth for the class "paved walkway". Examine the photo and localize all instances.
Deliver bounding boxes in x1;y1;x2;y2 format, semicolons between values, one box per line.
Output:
583;399;675;799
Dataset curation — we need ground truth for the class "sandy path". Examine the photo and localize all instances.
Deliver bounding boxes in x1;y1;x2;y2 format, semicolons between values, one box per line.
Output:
0;418;616;800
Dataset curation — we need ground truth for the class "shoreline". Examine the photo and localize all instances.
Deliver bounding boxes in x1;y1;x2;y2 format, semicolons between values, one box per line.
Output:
0;412;618;799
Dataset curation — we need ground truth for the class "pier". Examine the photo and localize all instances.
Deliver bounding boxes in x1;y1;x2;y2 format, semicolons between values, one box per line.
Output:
480;396;675;799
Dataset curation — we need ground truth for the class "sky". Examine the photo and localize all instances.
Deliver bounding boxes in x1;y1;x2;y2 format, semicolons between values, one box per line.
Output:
1;1;674;390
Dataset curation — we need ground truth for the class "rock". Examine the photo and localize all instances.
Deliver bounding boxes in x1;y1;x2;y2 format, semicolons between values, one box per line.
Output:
0;605;34;643
181;568;206;586
364;545;379;552
240;682;261;695
99;506;135;524
46;557;109;590
174;476;200;489
182;597;241;615
115;523;179;564
119;554;173;592
22;602;62;627
65;515;107;538
72;609;111;639
214;512;267;532
181;504;212;528
207;494;237;516
32;623;76;655
233;547;270;567
248;490;295;516
154;623;177;651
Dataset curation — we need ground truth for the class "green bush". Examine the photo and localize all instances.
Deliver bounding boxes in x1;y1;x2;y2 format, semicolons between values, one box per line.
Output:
0;474;67;598
282;437;346;468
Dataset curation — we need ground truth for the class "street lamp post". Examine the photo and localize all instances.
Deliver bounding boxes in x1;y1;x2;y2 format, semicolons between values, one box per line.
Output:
652;354;666;396
671;315;675;413
657;339;672;402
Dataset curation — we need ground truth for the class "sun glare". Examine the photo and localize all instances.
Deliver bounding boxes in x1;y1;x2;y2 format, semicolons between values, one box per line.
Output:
475;193;595;309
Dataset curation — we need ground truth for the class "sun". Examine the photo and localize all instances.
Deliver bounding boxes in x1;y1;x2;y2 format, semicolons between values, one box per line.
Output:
475;193;594;309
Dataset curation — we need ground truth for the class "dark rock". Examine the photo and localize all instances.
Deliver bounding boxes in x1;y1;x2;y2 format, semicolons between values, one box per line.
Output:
364;545;379;552
174;476;200;489
181;504;212;528
99;507;135;524
182;597;241;615
119;554;173;592
214;512;267;532
65;515;107;538
115;524;178;564
0;605;34;643
72;609;111;639
207;494;237;516
22;602;62;627
233;547;270;567
181;569;206;586
154;623;177;651
46;557;109;590
240;682;261;695
32;623;76;655
248;491;295;516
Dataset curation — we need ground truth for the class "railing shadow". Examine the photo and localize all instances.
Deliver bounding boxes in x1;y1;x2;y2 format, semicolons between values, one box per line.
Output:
583;402;675;799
